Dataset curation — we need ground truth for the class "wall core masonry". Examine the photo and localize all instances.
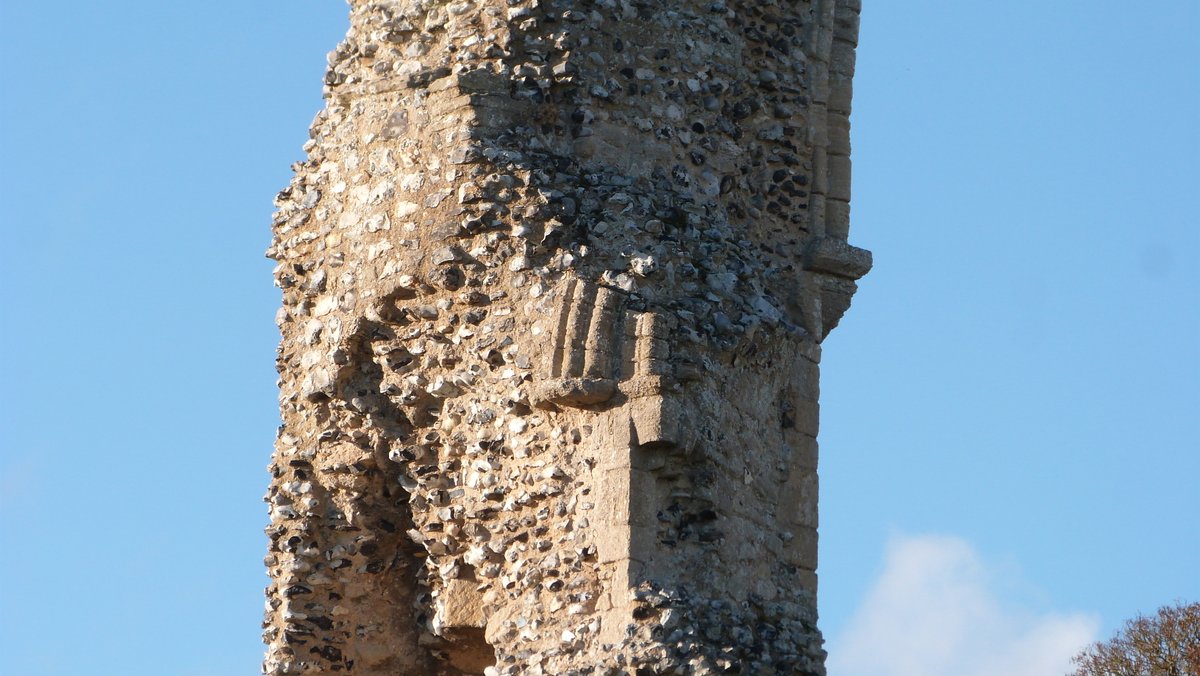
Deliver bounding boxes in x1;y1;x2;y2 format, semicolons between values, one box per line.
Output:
264;0;870;673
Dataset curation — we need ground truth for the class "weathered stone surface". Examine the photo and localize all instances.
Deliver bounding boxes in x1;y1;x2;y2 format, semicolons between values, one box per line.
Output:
263;1;868;673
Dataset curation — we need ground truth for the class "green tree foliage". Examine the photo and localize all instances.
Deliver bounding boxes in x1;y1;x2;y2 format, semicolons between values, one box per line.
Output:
1071;601;1200;675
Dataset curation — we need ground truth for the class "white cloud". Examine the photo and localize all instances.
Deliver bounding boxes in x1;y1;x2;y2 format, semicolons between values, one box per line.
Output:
827;534;1099;676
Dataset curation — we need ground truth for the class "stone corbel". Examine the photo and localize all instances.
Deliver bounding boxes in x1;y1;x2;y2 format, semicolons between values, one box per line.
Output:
802;237;872;338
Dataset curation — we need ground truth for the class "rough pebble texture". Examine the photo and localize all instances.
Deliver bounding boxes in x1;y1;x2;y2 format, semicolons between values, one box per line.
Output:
263;0;870;673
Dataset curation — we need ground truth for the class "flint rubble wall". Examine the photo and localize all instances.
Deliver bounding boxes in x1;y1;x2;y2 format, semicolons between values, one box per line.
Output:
263;1;870;673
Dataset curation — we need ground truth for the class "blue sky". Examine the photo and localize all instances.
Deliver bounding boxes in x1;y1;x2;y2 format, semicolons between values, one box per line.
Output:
1;2;1196;674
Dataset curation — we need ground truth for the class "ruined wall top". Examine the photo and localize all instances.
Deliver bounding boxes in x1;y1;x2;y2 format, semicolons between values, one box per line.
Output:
270;0;869;348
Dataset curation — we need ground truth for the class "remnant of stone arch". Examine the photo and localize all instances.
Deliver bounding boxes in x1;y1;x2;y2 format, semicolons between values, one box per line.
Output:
264;1;870;674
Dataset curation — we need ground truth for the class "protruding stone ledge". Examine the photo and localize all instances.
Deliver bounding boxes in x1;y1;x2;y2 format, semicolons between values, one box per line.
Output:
531;377;617;409
802;237;873;280
802;237;872;339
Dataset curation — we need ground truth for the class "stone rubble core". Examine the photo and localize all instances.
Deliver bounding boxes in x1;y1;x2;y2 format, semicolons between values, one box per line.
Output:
263;0;869;673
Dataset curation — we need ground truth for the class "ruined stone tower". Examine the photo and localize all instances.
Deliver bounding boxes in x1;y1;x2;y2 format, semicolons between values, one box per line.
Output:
264;0;869;673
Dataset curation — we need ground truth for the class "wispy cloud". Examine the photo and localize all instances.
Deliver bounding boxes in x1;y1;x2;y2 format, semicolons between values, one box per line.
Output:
827;534;1099;676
